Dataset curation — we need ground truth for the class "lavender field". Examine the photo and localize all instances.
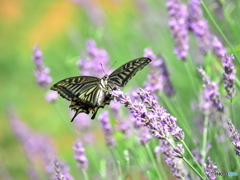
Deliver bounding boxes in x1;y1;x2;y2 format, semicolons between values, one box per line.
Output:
1;0;240;179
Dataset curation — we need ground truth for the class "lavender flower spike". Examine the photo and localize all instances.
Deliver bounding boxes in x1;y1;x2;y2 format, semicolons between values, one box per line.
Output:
54;159;74;180
204;157;217;180
32;45;52;89
167;0;189;60
99;111;116;148
111;89;184;141
198;67;224;112
211;36;227;59
143;48;175;96
188;0;211;54
228;119;240;156
222;54;236;99
73;139;89;170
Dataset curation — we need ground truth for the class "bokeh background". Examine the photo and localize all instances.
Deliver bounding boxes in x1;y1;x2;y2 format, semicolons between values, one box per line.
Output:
1;0;240;179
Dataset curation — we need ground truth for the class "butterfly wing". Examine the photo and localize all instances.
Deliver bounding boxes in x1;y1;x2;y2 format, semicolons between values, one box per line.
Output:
109;57;151;87
50;76;100;102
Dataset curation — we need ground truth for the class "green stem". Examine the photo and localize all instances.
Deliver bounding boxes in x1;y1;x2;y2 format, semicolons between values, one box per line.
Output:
144;144;164;180
202;113;209;165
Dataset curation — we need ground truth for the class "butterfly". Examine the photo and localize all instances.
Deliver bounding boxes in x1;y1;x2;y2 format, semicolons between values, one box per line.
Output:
51;57;151;121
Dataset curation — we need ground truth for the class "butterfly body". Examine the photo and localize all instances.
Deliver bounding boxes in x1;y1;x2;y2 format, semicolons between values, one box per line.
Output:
51;57;151;121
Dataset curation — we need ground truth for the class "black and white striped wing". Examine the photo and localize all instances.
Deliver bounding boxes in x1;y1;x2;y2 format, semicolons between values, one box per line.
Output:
50;76;100;104
108;57;151;87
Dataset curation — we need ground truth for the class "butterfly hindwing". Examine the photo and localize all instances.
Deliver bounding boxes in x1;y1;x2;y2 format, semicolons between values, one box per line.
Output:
109;57;151;87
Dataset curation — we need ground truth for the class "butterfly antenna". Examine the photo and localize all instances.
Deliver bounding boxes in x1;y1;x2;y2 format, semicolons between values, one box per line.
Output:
106;61;117;74
100;63;106;75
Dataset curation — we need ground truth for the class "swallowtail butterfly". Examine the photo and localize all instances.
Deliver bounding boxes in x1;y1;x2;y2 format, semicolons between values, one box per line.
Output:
51;57;151;121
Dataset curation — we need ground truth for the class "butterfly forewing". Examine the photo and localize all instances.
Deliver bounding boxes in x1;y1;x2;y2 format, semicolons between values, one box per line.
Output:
50;76;100;101
109;57;151;87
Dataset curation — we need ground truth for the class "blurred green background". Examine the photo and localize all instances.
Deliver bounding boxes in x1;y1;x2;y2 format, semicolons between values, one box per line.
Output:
1;0;240;179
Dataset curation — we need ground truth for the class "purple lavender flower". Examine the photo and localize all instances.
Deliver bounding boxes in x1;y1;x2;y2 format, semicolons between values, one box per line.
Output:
160;140;186;179
73;139;89;170
198;67;224;113
221;54;236;99
143;48;175;96
77;39;109;76
45;90;58;103
188;0;211;54
228;119;240;156
211;36;227;59
167;0;189;60
98;111;116;148
110;103;132;139
7;107;56;179
204;157;217;180
54;159;74;180
32;45;52;89
111;89;184;141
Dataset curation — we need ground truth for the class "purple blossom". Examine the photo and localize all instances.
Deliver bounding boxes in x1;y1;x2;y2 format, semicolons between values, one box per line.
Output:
32;45;52;89
204;157;217;180
98;111;116;148
167;0;189;60
160;140;186;179
221;54;236;99
211;36;227;59
143;48;175;96
111;89;184;141
54;159;74;180
228;119;240;156
77;39;109;76
45;91;58;103
188;0;211;54
73;139;89;170
110;103;132;139
198;67;224;113
7;107;56;179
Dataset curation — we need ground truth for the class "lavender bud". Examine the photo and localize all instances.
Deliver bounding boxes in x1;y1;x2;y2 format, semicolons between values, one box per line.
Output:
32;45;52;89
98;111;116;148
204;157;217;180
188;0;211;54
198;67;224;112
221;54;236;99
228;119;240;156
54;159;74;180
45;91;58;103
73;139;89;170
167;0;189;60
211;36;227;59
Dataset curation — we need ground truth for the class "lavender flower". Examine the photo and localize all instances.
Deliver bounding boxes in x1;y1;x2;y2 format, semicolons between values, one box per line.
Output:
167;0;189;60
111;89;184;141
45;90;58;103
143;48;175;96
211;36;227;59
228;119;240;156
110;103;132;139
198;67;224;113
77;39;109;76
32;45;52;89
221;54;236;99
73;139;89;170
54;159;74;180
98;111;116;148
7;107;56;179
204;157;217;180
160;140;186;179
188;0;211;54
